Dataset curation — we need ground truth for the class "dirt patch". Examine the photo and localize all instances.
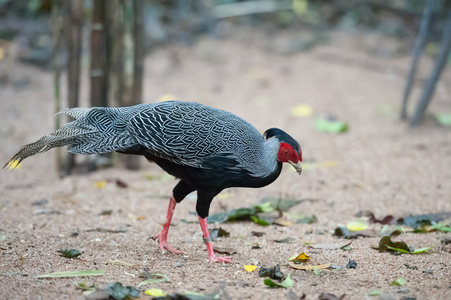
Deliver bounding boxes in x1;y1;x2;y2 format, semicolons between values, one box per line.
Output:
1;32;451;299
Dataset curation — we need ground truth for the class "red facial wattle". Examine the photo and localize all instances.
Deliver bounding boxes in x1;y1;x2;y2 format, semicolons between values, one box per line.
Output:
278;143;303;175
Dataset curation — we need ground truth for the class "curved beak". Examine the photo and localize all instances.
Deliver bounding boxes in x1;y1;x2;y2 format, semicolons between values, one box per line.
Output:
289;161;302;175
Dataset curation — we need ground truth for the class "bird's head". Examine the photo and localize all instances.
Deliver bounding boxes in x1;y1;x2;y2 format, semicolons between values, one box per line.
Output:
263;128;302;175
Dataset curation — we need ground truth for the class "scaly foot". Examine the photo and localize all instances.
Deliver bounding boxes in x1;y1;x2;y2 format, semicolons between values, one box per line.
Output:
208;253;236;263
151;231;185;254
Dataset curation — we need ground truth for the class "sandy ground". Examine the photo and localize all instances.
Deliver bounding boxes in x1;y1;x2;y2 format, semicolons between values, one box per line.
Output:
1;32;451;300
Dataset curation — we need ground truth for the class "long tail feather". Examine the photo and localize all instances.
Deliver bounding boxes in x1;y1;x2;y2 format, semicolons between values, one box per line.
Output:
3;124;96;170
4;106;139;170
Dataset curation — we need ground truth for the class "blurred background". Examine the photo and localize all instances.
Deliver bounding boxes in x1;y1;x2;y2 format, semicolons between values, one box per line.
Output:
1;0;450;175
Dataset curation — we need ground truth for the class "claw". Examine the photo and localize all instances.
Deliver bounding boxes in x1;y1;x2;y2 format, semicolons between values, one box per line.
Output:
151;196;185;255
208;254;236;264
152;230;185;254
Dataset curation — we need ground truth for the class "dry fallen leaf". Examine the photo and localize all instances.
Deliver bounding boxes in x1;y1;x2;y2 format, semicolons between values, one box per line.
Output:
288;262;331;270
289;252;311;263
213;246;236;255
244;265;258;273
95;181;107;189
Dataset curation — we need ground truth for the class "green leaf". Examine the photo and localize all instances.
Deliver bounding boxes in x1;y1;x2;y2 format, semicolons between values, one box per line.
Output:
431;223;451;232
57;249;83;259
386;245;433;254
138;273;170;286
313;267;320;276
36;270;105;278
280;273;293;288
207;207;255;224
263;274;293;289
315;117;348;133
436;114;451;126
251;216;271;226
254;201;275;213
368;290;381;296
264;278;278;288
259;197;302;212
104;282;140;300
386;246;410;253
410;247;433;254
391;277;405;286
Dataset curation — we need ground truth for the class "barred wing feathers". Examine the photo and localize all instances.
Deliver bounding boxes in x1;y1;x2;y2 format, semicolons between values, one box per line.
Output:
128;102;265;172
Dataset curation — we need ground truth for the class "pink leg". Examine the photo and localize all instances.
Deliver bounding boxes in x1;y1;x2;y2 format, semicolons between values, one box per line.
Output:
151;197;185;254
198;216;235;263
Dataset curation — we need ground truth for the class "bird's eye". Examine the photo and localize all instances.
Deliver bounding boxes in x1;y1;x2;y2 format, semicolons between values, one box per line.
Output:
284;149;289;156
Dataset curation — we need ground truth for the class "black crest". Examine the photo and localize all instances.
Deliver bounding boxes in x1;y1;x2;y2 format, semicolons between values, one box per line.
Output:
263;128;301;154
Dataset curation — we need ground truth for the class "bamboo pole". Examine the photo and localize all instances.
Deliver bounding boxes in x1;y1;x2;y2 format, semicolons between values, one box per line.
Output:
65;0;83;174
123;0;143;170
90;0;108;107
51;0;63;173
400;0;435;120
410;8;451;126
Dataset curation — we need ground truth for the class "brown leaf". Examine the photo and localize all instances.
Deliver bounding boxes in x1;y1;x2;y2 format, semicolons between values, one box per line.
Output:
213;246;236;255
366;212;397;225
378;236;410;253
114;179;128;188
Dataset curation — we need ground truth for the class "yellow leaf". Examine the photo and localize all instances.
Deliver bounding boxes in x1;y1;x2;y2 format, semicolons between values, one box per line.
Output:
289;252;310;262
158;93;177;102
291;104;313;117
95;181;107;189
347;221;368;231
288;262;331;270
0;47;4;60
6;159;21;170
243;265;257;272
145;289;167;297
